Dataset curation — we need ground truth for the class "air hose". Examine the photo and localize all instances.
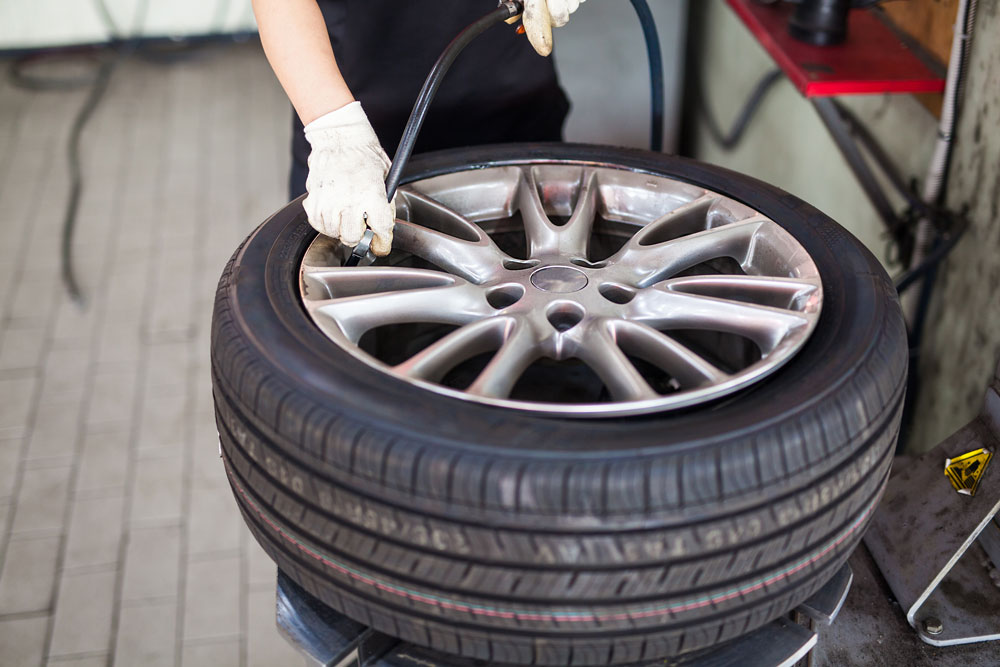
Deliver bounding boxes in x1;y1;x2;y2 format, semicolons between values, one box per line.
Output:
349;0;665;264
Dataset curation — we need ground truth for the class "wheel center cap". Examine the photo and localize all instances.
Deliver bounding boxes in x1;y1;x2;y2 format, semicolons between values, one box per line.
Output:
529;266;588;293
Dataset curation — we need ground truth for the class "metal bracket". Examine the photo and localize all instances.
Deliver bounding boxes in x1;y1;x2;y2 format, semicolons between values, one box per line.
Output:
277;570;398;667
345;229;376;268
864;361;1000;647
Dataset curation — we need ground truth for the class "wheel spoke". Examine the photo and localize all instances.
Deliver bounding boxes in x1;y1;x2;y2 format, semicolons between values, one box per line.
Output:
466;321;539;398
610;320;727;388
516;167;600;259
575;323;658;401
606;218;767;288
393;220;507;284
397;188;490;244
311;280;490;343
559;169;599;259
301;266;455;301
660;275;821;310
627;286;813;353
517;167;559;258
629;194;717;247
393;318;508;382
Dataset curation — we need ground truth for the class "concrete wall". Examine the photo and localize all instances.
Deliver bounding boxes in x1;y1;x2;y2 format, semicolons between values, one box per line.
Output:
554;0;688;153
0;0;256;49
686;0;1000;452
911;0;1000;451
1;0;689;153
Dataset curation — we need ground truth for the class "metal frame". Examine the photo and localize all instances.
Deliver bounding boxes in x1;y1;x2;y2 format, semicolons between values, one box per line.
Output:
864;359;1000;646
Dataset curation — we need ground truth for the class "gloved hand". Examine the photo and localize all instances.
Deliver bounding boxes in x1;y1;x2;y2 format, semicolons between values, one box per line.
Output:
303;101;396;256
523;0;586;57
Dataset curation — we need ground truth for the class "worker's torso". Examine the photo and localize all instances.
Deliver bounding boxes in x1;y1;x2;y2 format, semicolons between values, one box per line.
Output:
315;0;568;154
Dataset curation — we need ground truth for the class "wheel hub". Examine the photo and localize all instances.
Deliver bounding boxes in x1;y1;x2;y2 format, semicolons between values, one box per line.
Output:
529;266;589;293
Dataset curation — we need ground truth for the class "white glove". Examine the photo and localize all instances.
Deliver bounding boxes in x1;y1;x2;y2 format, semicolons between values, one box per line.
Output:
303;102;396;256
523;0;585;57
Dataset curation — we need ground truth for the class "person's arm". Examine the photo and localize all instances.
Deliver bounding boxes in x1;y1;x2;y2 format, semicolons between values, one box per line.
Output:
252;0;353;124
252;0;395;256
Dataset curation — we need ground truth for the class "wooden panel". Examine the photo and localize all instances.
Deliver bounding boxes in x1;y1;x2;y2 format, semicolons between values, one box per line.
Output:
882;0;960;116
882;0;960;65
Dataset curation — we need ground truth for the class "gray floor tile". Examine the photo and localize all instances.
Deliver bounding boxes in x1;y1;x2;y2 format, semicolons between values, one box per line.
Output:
180;638;241;667
75;430;130;495
0;536;60;614
244;530;277;589
183;555;241;641
64;494;125;569
247;587;305;667
0;613;50;667
46;655;108;667
135;391;188;455
0;327;47;372
50;300;99;350
36;348;90;406
187;486;242;557
121;524;181;602
11;465;72;537
0;438;22;501
93;316;142;368
48;569;116;657
128;453;184;525
0;501;9;553
189;427;227;494
113;599;176;667
0;42;297;666
24;405;81;462
0;375;38;441
84;370;139;431
143;341;191;397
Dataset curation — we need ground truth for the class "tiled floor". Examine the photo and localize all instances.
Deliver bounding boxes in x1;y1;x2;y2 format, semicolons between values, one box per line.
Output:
0;42;310;666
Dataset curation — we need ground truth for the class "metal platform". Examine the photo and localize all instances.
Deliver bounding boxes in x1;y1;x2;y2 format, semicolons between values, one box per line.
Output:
726;0;945;97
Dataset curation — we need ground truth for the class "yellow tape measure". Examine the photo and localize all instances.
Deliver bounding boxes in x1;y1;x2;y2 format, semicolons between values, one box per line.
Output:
944;448;993;497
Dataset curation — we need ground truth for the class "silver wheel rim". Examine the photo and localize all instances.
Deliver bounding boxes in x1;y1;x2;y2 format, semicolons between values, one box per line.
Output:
299;162;823;417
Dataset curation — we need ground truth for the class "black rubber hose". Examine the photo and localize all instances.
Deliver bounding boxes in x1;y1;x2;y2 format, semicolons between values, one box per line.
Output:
629;0;664;152
830;99;934;219
385;0;668;200
60;56;117;304
384;3;520;201
701;68;784;151
893;219;967;294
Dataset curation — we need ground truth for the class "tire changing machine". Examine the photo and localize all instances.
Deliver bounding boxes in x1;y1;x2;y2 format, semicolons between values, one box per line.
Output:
269;2;998;663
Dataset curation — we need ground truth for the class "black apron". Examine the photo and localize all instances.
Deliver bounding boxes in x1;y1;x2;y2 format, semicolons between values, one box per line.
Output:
289;0;570;198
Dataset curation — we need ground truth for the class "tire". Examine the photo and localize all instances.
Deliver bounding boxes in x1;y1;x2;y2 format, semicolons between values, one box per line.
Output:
211;144;907;665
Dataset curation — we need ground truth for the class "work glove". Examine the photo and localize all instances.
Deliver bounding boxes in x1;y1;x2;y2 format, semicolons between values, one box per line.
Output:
303;101;395;256
523;0;586;57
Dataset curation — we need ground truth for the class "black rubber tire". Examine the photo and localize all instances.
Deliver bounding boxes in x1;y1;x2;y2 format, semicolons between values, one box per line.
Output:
211;144;907;665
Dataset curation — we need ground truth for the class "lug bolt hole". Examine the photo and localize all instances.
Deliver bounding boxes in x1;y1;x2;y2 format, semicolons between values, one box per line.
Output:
546;302;585;332
486;284;525;310
599;283;636;304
